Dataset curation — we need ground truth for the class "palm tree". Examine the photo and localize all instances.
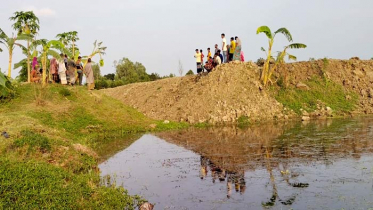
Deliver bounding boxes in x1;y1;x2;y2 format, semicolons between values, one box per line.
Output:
34;39;64;86
56;31;79;58
256;26;306;86
9;11;40;83
0;28;30;78
83;40;107;68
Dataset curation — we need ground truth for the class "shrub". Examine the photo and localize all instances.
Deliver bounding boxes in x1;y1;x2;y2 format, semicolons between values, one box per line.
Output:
0;72;15;102
58;87;72;97
238;116;250;127
185;70;194;76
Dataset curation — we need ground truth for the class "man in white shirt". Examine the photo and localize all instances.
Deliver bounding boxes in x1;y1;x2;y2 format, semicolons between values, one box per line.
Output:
214;53;221;66
221;33;227;63
194;49;202;74
58;54;68;85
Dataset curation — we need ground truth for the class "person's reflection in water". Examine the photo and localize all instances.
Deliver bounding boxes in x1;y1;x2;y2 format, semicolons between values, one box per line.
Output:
200;156;208;179
218;169;226;182
227;177;233;199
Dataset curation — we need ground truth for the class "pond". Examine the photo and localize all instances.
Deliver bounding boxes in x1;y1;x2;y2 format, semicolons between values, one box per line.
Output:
99;118;373;209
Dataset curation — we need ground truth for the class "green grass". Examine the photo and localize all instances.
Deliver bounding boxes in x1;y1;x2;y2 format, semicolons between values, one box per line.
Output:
0;158;144;209
13;130;51;154
274;77;358;115
0;84;190;208
237;116;250;127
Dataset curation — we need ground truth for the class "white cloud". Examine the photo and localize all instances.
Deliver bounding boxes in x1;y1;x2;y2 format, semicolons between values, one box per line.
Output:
24;6;56;17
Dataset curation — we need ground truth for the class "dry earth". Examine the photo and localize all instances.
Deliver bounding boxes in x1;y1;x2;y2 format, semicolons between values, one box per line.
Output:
102;59;373;124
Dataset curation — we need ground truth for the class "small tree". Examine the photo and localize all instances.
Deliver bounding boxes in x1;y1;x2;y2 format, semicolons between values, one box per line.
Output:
35;39;64;86
92;64;101;80
10;11;40;83
56;31;79;58
83;40;106;68
104;73;115;81
185;70;194;76
178;60;184;76
257;26;306;86
0;28;30;78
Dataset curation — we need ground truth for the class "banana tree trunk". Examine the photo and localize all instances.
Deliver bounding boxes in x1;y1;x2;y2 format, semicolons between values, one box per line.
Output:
72;41;75;58
262;40;273;86
8;50;13;78
42;52;47;86
267;49;288;84
27;41;31;83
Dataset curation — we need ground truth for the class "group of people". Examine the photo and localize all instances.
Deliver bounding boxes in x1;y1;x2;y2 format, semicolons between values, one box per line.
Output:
194;33;244;74
30;54;95;90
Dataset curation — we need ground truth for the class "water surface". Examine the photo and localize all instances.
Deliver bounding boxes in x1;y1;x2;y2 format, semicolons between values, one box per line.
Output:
99;118;373;209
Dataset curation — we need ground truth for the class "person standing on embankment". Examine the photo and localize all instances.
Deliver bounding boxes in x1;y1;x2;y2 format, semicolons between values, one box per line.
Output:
194;49;202;74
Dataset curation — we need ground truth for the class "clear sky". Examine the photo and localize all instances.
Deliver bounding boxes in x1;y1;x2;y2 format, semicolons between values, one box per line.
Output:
1;0;373;77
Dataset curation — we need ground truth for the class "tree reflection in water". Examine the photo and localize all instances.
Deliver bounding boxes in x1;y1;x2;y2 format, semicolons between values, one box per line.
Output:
156;118;373;207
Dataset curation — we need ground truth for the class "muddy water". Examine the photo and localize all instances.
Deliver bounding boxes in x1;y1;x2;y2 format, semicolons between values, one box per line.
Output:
99;118;373;209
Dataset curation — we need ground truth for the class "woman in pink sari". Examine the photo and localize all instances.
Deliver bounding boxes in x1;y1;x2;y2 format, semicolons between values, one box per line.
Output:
49;58;59;83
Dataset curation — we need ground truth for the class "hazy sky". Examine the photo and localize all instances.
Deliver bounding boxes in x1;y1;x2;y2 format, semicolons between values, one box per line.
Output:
1;0;373;77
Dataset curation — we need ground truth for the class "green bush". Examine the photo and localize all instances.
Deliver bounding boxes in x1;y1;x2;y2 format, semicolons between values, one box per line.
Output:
58;87;72;97
0;72;15;102
238;116;250;127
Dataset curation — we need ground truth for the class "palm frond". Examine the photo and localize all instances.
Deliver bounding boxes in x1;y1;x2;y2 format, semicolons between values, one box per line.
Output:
16;34;33;41
256;26;272;39
274;28;293;42
48;40;64;49
47;49;61;58
288;43;307;49
13;58;27;69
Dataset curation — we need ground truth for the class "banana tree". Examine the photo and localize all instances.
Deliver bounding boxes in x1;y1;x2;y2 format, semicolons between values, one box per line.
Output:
270;43;307;85
0;28;30;78
83;40;107;68
35;39;64;86
257;26;294;86
13;42;40;82
9;11;40;83
56;31;79;58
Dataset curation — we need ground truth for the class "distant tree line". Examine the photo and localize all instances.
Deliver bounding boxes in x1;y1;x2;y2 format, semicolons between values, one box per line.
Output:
95;57;177;90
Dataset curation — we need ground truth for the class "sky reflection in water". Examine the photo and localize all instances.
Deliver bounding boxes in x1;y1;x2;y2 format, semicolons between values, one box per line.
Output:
99;118;373;209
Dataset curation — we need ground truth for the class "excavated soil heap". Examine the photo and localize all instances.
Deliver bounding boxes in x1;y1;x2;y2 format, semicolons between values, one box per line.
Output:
102;59;373;124
102;61;285;124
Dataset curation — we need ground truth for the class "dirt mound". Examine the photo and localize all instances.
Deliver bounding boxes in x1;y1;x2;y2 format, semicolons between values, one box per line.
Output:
102;61;286;124
102;59;373;124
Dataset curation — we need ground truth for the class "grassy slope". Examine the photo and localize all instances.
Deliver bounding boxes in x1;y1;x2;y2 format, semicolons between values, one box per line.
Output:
273;76;358;115
0;84;188;209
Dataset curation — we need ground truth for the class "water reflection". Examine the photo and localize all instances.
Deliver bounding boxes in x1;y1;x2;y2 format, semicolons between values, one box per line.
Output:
100;118;373;209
